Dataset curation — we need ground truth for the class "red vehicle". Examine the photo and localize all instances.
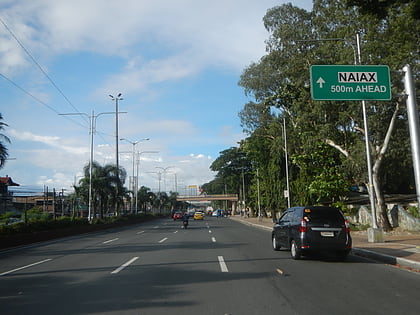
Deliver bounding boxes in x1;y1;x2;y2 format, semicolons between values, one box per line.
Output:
172;212;183;220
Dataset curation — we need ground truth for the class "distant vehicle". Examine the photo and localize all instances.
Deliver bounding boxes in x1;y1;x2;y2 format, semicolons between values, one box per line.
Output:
271;206;352;260
193;211;204;220
206;206;214;215
172;212;183;220
212;209;223;217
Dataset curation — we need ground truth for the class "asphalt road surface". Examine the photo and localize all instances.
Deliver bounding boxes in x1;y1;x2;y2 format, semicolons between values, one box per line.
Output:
1;216;419;315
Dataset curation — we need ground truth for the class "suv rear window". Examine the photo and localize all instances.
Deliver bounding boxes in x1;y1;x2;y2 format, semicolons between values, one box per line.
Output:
304;207;344;223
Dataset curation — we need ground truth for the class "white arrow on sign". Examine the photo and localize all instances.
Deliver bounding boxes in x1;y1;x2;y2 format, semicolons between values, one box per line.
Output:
316;77;325;88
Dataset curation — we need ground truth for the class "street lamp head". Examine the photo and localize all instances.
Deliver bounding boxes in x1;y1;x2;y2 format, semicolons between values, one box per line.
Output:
109;94;123;100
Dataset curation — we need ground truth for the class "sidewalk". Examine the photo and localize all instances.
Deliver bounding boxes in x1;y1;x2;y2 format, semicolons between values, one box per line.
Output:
229;215;420;272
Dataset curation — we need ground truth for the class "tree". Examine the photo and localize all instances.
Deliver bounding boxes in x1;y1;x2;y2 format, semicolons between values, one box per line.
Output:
238;0;419;230
209;147;252;196
137;186;155;213
0;114;10;168
345;0;420;20
78;162;127;218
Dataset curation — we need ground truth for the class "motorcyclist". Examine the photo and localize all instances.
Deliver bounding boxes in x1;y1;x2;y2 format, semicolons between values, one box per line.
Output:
182;212;189;227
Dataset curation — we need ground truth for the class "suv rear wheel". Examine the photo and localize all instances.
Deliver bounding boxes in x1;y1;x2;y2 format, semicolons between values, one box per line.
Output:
290;240;301;260
336;250;349;261
272;235;281;251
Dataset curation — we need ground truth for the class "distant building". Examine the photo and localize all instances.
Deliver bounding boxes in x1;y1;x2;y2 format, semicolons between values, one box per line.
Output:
0;176;20;213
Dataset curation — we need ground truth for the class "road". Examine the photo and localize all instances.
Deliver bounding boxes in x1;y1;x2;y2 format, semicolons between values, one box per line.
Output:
0;216;419;315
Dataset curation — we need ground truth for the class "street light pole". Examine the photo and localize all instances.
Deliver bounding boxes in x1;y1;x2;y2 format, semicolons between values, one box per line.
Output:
109;94;123;172
283;117;291;209
155;166;174;193
60;110;114;221
109;94;126;215
120;138;150;213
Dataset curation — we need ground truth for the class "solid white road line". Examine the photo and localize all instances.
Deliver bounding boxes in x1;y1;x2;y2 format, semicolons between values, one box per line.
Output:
0;258;53;276
158;237;168;243
218;256;229;272
111;257;139;274
103;238;119;244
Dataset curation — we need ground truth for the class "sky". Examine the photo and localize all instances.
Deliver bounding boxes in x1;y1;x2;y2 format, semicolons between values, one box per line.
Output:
0;0;312;195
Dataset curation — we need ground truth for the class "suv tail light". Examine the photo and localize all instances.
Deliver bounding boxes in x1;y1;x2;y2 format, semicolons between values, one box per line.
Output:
299;219;307;233
344;219;350;233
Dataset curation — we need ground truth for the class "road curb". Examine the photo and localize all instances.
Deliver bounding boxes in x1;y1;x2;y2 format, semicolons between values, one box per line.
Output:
351;248;420;272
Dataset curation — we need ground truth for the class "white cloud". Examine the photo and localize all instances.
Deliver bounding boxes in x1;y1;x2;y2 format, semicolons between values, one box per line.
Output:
1;0;313;192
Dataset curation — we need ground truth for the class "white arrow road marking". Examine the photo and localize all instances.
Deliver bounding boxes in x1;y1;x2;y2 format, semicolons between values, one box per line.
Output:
158;237;168;243
211;237;216;243
218;256;229;272
316;77;325;88
0;258;52;276
111;257;139;274
103;238;119;244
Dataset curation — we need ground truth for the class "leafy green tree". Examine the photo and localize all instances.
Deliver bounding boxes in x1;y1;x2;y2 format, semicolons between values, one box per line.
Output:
0;114;10;168
237;0;419;230
346;0;420;20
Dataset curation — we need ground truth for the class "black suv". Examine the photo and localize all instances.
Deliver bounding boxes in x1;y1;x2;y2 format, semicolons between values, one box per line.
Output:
272;206;352;260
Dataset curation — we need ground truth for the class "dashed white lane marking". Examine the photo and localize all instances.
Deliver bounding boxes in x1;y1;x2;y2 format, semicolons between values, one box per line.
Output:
153;226;159;229
174;231;178;233
0;258;53;276
111;257;139;274
158;237;168;243
211;237;216;243
103;238;119;244
218;256;229;272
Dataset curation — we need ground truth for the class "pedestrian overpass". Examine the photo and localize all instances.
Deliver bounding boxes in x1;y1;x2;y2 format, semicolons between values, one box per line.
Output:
176;194;238;202
176;194;239;214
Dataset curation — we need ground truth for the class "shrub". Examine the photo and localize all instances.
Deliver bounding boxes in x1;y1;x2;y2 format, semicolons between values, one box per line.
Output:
406;206;419;218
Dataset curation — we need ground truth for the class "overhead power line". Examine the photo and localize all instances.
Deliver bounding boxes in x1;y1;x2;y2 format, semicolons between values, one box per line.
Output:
0;15;87;123
0;72;87;129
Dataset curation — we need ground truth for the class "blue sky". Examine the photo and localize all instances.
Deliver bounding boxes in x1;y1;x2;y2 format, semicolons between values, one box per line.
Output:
1;0;312;194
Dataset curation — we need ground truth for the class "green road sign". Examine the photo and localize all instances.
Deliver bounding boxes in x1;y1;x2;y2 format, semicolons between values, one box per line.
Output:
310;65;391;101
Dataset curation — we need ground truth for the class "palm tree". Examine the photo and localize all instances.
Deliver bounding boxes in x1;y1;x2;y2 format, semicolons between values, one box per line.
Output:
0;114;10;168
79;162;127;219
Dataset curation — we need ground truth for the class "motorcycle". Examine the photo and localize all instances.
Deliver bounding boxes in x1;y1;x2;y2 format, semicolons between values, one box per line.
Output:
183;220;189;229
